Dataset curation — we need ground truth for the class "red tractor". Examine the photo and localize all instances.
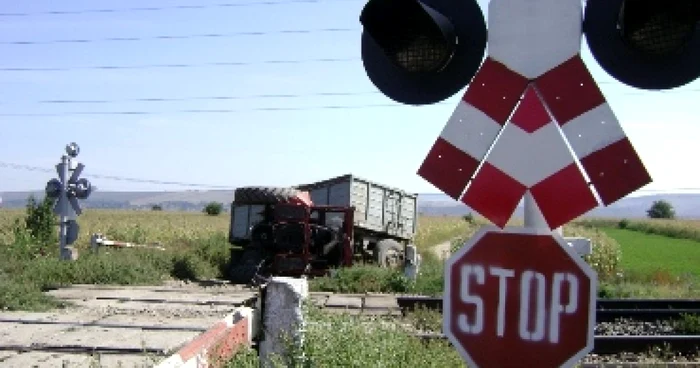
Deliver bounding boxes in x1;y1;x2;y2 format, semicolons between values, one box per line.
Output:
228;175;419;284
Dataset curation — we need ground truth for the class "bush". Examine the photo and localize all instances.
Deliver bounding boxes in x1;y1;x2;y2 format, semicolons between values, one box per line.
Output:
675;313;700;335
24;195;57;243
151;204;162;211
203;202;223;216
462;213;475;224
618;218;629;229
564;225;622;281
647;200;675;219
309;265;407;294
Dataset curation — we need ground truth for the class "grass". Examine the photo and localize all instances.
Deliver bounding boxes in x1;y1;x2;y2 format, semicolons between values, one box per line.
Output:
0;208;231;251
576;217;700;242
226;303;465;368
3;203;699;311
0;206;235;311
310;223;625;297
603;228;700;279
570;219;700;299
0;208;473;310
0;232;232;311
412;215;478;251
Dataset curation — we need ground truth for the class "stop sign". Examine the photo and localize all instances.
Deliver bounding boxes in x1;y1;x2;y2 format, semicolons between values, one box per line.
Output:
443;226;596;368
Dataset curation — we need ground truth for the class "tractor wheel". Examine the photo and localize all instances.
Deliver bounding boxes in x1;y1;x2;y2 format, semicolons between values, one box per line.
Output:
229;249;264;285
374;239;404;268
234;187;301;205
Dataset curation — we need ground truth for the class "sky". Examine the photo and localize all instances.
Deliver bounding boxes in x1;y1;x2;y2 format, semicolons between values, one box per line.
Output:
1;0;699;198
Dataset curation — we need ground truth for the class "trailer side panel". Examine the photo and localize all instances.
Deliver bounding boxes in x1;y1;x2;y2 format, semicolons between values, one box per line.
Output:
296;174;418;242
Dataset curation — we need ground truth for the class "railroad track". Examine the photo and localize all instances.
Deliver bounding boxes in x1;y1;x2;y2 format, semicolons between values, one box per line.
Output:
414;332;700;355
0;283;259;367
396;296;700;356
396;296;700;321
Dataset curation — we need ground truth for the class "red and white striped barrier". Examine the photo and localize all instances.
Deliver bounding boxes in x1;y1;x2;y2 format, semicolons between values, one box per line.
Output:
155;307;259;368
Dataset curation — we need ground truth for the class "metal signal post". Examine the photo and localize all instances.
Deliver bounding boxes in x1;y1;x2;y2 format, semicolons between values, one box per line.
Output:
45;142;92;260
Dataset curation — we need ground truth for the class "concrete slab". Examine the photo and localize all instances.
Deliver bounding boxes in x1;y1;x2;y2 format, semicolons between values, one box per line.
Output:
323;308;362;315
0;351;94;368
325;295;362;309
309;294;329;307
28;325;197;353
97;313;221;331
0;351;161;368
66;299;238;318
0;310;104;324
46;288;255;306
0;284;256;367
363;296;399;309
0;351;18;362
0;322;70;347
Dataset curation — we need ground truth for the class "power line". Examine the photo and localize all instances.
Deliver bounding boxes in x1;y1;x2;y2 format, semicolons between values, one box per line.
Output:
0;0;357;17
0;161;235;189
0;57;359;72
30;91;381;104
0;28;357;46
2;161;699;194
0;102;441;117
2;86;697;107
0;86;694;111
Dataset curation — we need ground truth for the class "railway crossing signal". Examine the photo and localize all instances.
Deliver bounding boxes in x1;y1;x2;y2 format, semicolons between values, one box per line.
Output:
356;0;699;365
444;227;596;368
416;0;654;229
359;0;487;105
45;142;92;260
584;0;700;90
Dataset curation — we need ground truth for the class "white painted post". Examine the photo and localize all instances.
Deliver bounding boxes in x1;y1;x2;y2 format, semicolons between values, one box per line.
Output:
259;276;309;368
404;244;421;281
523;191;548;230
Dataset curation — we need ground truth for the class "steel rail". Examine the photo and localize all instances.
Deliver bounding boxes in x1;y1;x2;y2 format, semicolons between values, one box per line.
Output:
413;333;700;355
396;296;700;317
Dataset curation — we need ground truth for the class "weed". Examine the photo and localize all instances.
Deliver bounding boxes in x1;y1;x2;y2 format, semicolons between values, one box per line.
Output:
675;313;700;335
403;305;443;333
227;304;465;367
564;225;623;281
618;218;630;229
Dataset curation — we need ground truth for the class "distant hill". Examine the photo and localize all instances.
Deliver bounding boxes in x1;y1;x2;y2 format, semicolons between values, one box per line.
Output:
417;193;700;219
2;190;699;219
0;190;235;212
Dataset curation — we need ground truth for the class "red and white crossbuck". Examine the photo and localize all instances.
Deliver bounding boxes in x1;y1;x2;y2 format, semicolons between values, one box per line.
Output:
418;0;652;230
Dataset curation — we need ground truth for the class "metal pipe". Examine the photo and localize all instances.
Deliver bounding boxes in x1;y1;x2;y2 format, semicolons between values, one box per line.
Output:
58;155;70;261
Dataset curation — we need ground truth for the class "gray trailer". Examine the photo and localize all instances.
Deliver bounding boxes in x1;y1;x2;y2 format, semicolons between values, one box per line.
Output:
226;174;420;282
296;174;418;243
295;174;418;265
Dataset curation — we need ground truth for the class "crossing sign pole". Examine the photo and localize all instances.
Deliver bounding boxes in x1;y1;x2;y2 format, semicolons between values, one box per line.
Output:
58;154;71;260
45;142;92;261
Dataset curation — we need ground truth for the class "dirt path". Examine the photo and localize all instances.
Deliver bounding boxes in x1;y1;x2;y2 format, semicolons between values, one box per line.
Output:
432;239;454;261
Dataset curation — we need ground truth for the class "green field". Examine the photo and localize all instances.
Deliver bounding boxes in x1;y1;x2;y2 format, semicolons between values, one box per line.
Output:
602;227;700;279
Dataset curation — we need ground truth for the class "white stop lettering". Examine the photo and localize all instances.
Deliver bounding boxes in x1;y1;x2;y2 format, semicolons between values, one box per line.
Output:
458;264;579;343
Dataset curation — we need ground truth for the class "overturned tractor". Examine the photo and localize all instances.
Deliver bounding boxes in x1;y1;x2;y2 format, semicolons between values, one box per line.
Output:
228;174;419;284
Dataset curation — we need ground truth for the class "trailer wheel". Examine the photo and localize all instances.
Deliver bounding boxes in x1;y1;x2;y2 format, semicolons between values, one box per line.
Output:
234;187;301;205
375;239;404;268
229;249;264;285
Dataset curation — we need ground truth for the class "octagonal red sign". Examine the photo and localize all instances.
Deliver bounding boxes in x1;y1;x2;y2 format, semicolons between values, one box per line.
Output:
443;226;597;368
